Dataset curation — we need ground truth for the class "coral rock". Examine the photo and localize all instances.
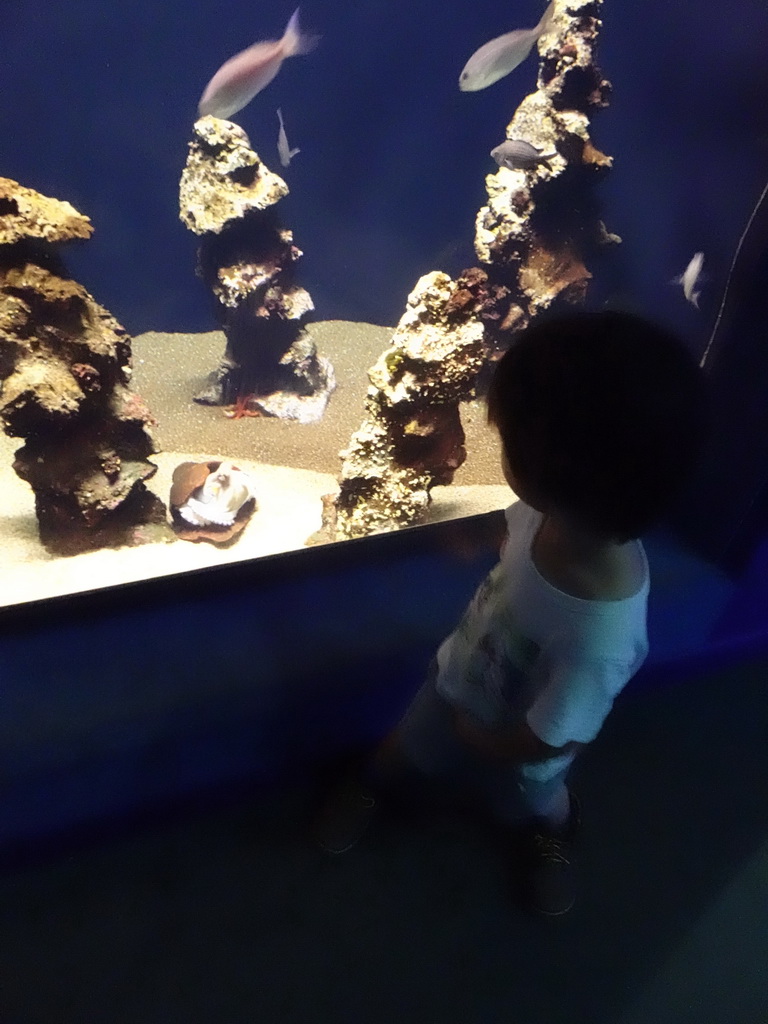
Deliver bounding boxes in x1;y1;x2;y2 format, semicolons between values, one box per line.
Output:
179;117;289;236
519;241;592;311
0;177;93;246
0;180;166;556
326;271;485;539
180;118;335;423
328;0;614;540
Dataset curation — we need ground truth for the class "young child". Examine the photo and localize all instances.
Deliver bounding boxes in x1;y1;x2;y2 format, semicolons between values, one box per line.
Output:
314;310;710;917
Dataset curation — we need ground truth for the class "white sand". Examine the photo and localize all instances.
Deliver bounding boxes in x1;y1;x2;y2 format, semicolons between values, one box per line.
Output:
0;321;510;609
0;441;509;608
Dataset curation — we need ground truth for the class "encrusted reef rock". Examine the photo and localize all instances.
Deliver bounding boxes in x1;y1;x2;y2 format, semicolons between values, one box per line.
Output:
322;270;487;539
0;177;167;556
325;0;614;539
0;177;94;246
472;0;616;359
179;116;334;423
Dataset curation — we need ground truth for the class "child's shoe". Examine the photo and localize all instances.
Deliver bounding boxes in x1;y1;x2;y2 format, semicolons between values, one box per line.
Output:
513;790;581;917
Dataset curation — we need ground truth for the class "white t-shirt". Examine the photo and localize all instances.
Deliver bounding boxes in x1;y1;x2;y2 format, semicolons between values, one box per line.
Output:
435;500;650;781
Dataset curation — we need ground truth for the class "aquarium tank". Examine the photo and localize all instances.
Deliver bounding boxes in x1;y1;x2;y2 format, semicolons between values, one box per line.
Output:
1;0;766;609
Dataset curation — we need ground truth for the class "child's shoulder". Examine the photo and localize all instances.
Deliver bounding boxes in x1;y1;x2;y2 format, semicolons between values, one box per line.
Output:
533;530;646;602
561;549;645;601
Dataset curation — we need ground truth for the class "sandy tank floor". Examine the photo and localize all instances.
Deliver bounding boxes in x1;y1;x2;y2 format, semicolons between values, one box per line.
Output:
0;321;510;609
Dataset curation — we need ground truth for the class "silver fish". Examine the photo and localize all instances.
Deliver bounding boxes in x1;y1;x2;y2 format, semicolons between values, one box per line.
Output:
459;0;555;92
491;139;554;170
199;8;319;121
674;252;705;308
277;108;300;167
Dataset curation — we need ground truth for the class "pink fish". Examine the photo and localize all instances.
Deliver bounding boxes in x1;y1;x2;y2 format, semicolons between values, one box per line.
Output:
459;0;555;92
198;8;319;121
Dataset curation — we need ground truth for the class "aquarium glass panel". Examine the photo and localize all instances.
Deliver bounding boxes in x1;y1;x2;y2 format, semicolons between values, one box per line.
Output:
1;0;766;607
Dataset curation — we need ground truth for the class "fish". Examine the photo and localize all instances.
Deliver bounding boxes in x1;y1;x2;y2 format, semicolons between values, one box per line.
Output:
490;139;555;170
198;8;320;121
459;0;555;92
673;252;705;308
277;108;300;167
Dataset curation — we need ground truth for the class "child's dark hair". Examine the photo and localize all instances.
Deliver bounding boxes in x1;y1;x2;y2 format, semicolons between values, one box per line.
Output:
487;310;711;543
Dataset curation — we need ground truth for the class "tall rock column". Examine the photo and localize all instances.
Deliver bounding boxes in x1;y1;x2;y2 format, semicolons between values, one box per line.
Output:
325;0;615;539
320;269;488;540
0;178;166;555
179;116;335;423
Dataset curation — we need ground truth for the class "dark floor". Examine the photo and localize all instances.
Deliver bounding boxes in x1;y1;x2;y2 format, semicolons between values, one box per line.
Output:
0;656;766;1024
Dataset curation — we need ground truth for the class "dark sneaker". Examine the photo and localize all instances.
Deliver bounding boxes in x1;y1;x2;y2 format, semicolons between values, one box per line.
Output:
515;790;581;917
313;768;379;854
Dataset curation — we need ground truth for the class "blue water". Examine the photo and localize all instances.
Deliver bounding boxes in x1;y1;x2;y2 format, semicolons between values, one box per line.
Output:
3;0;767;351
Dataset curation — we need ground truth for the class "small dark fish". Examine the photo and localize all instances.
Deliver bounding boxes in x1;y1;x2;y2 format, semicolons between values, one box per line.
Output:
490;139;554;170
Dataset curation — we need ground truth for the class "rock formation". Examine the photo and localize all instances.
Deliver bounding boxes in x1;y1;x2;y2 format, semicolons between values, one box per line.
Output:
323;0;615;540
0;177;166;556
320;269;489;539
179;116;334;423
